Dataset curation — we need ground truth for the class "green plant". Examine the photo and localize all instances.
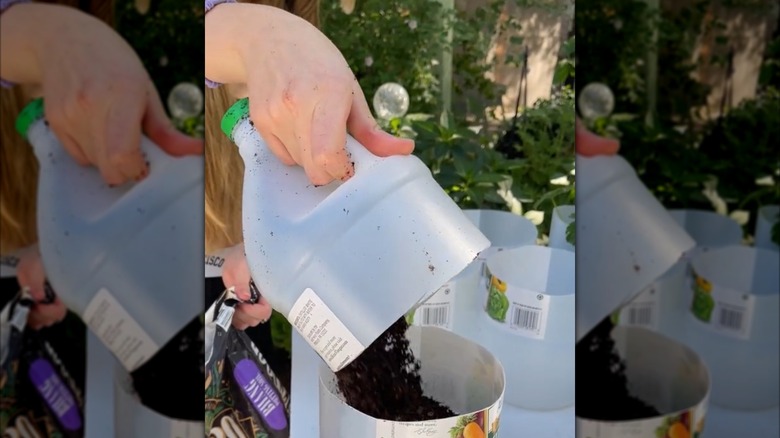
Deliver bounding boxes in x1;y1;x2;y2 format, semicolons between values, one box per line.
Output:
566;212;575;246
116;0;204;104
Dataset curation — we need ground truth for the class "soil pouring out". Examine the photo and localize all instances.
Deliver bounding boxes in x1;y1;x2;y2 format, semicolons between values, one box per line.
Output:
335;317;455;421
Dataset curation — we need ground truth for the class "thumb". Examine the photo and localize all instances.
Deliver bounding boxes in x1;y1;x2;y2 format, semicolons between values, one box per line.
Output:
143;82;204;157
575;118;620;156
347;82;414;157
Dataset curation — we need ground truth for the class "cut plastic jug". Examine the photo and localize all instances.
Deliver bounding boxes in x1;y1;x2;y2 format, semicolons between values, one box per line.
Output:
682;245;779;410
318;326;505;438
576;154;695;341
549;205;575;252
222;98;490;373
616;209;743;337
577;326;710;438
755;205;779;251
16;99;203;372
481;245;575;410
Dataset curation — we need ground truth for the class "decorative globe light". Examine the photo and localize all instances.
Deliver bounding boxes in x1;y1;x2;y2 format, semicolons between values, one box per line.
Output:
167;82;203;120
373;82;410;120
578;82;615;120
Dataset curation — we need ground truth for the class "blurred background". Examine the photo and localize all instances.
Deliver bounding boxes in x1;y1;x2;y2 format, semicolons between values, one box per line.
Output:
576;0;779;242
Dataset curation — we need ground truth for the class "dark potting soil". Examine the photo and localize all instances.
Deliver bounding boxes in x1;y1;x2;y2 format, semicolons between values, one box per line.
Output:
576;317;660;421
335;317;455;421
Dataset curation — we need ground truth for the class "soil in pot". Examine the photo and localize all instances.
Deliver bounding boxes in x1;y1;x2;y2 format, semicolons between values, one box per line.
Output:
335;317;455;421
576;317;660;421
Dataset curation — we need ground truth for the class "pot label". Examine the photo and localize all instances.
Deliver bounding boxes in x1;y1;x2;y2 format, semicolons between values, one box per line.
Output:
408;283;454;331
288;287;365;372
689;269;755;340
615;285;659;330
578;405;708;438
82;287;159;371
375;406;500;438
484;266;550;340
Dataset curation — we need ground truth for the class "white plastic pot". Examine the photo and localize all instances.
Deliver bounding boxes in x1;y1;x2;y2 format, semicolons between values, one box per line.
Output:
481;246;575;410
683;246;779;410
318;326;505;438
577;326;711;438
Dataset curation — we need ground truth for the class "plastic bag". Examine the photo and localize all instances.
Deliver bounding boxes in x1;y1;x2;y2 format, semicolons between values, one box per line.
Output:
1;288;86;438
205;288;290;438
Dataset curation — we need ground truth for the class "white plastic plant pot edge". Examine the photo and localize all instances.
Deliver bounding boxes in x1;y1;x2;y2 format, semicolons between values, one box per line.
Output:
577;325;711;438
318;325;506;438
113;363;203;438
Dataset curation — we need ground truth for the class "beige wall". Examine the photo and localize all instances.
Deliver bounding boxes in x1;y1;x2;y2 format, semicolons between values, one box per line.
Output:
454;0;573;121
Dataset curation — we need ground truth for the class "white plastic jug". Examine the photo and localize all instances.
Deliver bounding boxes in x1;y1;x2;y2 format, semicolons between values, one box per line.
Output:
16;98;204;372
222;98;490;372
576;154;695;341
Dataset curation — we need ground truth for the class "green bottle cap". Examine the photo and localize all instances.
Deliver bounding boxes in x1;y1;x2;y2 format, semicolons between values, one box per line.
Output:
15;98;45;140
221;98;251;141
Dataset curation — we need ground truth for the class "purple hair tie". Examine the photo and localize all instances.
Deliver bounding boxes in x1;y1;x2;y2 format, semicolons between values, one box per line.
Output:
205;0;237;88
1;0;33;88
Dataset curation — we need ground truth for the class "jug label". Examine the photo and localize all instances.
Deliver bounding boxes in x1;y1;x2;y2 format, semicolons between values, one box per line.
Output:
408;283;454;331
616;284;659;330
484;267;550;340
83;288;160;371
288;288;364;372
689;270;755;340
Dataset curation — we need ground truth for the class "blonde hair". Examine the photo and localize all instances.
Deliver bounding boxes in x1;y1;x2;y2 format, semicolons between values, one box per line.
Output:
205;0;320;254
0;0;115;254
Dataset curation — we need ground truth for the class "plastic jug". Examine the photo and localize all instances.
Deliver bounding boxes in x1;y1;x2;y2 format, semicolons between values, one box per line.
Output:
576;154;695;341
222;98;490;372
16;98;204;372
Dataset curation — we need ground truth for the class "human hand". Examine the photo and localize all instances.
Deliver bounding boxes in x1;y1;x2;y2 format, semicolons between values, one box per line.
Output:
205;3;414;185
0;4;203;186
221;243;273;330
15;244;67;330
575;117;620;156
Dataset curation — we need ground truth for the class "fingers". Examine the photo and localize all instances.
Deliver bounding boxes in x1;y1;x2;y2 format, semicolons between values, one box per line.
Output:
143;82;204;157
307;101;352;183
101;86;148;185
27;299;68;330
262;132;296;166
347;82;414;157
16;247;46;302
575;117;620;156
221;243;251;301
232;298;273;330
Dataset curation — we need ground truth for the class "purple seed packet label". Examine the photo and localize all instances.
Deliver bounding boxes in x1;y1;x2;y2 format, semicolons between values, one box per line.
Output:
233;358;288;430
28;358;82;431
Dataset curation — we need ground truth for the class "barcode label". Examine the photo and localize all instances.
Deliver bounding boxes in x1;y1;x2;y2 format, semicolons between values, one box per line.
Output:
419;303;451;329
717;305;744;332
510;304;541;332
411;285;454;331
628;304;653;327
617;286;659;330
689;269;754;340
